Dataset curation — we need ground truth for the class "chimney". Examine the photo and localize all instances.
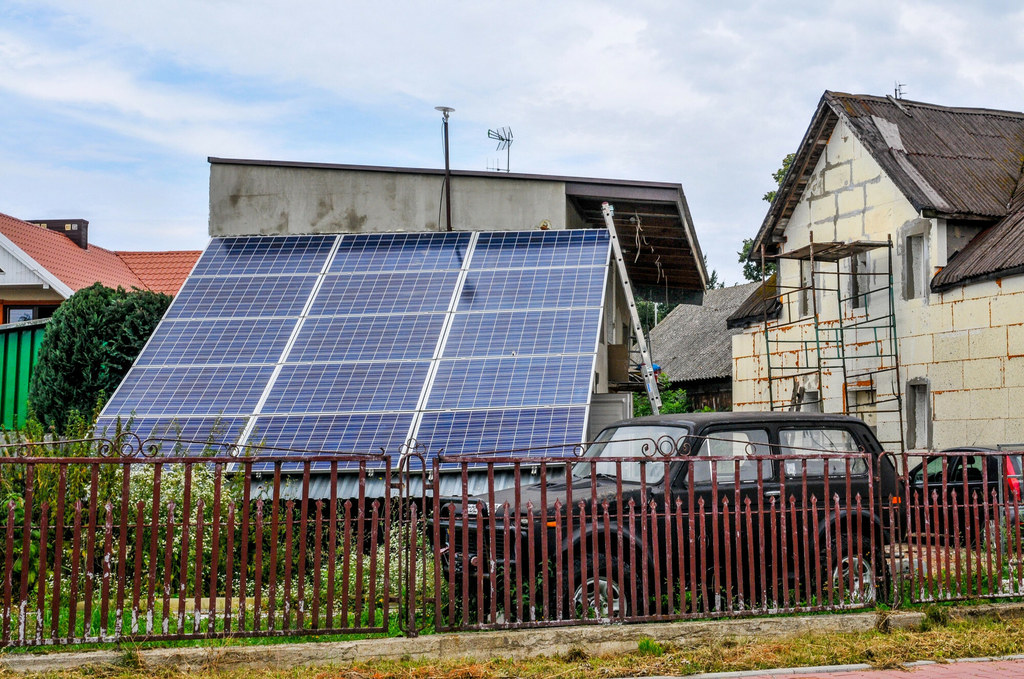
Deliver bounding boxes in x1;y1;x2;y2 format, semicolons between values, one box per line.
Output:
30;219;89;249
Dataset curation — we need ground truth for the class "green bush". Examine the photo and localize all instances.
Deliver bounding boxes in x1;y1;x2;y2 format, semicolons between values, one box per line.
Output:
634;374;690;417
28;283;171;432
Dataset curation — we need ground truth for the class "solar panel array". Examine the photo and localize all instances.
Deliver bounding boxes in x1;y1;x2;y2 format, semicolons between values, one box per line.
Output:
97;230;611;466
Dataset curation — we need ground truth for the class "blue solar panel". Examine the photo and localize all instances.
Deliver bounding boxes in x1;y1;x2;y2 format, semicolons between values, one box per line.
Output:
191;236;336;276
250;413;415;457
167;275;317;320
427;356;593;409
309;271;459;316
471;231;609;270
457;268;606;311
134;319;295;367
417;407;589;459
442;308;601;358
94;416;248;453
101;230;612;468
262;362;430;414
289;314;445;362
105;366;275;416
329;232;470;273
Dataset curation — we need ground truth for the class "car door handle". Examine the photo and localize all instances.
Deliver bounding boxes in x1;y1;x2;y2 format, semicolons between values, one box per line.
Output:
764;490;781;496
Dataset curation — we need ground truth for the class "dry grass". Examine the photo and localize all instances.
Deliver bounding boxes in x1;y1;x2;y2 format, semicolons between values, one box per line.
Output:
6;613;1024;679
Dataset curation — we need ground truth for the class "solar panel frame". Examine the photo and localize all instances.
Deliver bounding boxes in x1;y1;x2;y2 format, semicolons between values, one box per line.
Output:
166;275;319;320
100;229;612;469
133;318;296;367
191;235;337;277
93;416;249;454
261;361;431;415
441;308;602;358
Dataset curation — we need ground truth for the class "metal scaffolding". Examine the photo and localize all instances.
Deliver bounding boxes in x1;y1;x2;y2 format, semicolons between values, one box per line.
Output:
760;234;905;451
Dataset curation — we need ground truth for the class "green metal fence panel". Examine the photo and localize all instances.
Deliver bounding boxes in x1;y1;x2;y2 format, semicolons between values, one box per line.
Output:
0;319;48;429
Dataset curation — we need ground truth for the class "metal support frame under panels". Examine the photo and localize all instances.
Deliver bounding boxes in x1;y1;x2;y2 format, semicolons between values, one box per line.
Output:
602;202;662;413
759;234;905;451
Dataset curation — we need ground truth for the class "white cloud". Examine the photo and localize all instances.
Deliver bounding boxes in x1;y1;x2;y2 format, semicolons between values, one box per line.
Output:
1;0;1023;281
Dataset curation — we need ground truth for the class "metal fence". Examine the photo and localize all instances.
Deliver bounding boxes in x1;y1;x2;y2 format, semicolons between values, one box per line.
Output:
1;435;401;647
887;449;1024;605
3;435;1024;647
420;445;883;631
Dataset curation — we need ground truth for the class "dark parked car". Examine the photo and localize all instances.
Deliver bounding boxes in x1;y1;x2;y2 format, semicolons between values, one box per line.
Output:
438;411;900;620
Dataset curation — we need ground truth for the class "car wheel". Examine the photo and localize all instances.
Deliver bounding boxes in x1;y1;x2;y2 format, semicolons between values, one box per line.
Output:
826;537;886;604
567;554;632;620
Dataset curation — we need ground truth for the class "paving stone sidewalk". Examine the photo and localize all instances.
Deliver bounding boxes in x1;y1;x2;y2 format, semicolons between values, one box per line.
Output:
680;657;1024;678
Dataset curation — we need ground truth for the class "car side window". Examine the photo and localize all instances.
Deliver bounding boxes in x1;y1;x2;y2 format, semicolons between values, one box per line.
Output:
923;456;948;483
779;428;867;477
962;455;985;482
689;429;772;484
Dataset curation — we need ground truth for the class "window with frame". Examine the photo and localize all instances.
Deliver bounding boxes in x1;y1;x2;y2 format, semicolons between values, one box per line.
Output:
907;381;931;449
690;429;773;484
800;389;822;413
779;427;867;477
904;233;928;300
850;251;869;310
4;304;59;323
799;260;815;317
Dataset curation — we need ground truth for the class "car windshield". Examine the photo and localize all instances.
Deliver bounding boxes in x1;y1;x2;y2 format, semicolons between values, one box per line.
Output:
571;424;689;485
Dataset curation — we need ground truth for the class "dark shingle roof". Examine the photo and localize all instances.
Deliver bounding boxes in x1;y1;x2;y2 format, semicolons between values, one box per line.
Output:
725;274;781;328
750;91;1024;291
932;175;1024;291
650;282;759;383
833;93;1024;218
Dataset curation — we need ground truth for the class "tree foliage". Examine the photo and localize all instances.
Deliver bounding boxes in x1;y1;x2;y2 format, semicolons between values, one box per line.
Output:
28;283;172;431
635;298;677;336
739;153;796;282
762;152;796;204
738;237;777;282
633;374;690;417
704;255;724;290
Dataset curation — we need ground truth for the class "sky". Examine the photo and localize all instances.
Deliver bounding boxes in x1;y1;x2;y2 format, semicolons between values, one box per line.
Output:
2;1;1023;285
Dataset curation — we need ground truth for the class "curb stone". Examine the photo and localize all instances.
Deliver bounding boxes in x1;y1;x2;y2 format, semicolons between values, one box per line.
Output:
0;610;924;674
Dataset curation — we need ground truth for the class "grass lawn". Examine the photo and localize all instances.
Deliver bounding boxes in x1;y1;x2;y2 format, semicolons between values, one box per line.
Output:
5;610;1024;678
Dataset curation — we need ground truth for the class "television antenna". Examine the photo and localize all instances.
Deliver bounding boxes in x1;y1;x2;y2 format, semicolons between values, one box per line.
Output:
894;81;907;99
487;126;513;172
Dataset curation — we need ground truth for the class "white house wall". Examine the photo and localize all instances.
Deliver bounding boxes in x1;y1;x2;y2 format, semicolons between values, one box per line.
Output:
733;118;1024;451
0;246;58;289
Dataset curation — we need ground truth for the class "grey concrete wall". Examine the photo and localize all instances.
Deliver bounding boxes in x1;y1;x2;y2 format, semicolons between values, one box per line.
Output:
210;164;569;236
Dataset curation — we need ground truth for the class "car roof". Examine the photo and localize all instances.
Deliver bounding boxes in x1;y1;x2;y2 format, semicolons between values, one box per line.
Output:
603;410;868;431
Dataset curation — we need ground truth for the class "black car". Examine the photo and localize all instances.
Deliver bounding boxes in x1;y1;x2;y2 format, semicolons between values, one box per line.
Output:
438;411;899;622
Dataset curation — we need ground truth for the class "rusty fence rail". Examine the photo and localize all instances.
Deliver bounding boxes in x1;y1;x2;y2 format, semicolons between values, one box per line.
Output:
888;449;1024;604
0;436;399;647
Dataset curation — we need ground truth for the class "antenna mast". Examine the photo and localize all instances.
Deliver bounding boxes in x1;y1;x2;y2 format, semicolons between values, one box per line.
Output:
487;127;514;172
436;106;455;231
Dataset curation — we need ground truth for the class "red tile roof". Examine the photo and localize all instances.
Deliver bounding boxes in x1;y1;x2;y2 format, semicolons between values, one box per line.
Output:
117;251;201;295
0;211;199;296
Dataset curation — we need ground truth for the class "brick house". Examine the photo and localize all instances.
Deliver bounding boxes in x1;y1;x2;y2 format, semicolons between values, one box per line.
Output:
732;91;1024;452
0;212;200;322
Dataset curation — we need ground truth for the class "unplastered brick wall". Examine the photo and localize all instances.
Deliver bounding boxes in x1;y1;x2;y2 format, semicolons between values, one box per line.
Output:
732;118;1024;451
